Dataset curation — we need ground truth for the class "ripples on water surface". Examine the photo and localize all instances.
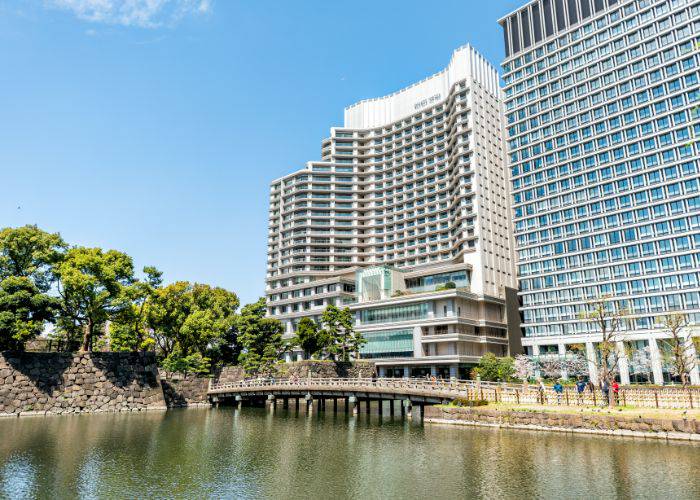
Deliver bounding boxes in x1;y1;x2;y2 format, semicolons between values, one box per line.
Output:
0;407;698;499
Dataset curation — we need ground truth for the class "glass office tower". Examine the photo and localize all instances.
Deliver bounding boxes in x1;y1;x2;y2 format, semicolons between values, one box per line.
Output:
499;0;700;384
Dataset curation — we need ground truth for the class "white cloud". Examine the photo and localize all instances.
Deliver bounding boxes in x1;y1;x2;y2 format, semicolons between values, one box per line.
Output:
47;0;212;28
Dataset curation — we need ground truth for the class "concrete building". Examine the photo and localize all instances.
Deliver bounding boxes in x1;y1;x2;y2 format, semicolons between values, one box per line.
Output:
266;44;521;376
500;0;700;384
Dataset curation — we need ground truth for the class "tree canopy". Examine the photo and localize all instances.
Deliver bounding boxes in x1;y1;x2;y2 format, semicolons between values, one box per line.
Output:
237;298;285;375
0;226;65;350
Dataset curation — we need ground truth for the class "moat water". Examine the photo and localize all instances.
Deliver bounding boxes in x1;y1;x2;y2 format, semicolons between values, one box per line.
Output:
0;407;698;499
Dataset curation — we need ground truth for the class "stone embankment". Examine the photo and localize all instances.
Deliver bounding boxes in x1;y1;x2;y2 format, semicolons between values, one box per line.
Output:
0;352;376;417
425;405;700;441
0;351;166;416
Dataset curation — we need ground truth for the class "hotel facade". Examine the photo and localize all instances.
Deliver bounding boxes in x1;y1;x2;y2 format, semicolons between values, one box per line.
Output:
500;0;700;384
266;45;521;378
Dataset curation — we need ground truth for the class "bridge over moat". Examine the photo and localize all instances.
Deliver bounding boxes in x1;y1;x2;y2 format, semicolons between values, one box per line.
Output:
207;377;490;420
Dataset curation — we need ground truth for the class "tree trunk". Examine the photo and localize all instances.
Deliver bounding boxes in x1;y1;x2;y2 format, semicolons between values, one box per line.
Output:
81;319;93;352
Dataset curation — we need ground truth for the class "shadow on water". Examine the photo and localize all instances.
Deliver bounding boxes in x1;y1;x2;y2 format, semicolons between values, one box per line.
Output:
0;407;698;499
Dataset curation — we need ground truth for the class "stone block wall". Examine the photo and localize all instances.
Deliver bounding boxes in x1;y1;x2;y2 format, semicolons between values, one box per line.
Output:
160;372;210;407
0;351;166;416
425;405;700;440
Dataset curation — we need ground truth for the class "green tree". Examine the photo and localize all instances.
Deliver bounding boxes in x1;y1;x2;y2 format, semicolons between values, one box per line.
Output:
292;317;331;359
321;305;365;362
110;266;163;352
0;226;65;350
145;281;239;367
474;353;515;382
54;247;135;352
237;298;285;375
0;225;66;288
0;276;59;350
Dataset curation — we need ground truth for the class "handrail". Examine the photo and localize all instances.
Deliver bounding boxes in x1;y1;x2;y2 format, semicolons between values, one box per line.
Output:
209;377;491;395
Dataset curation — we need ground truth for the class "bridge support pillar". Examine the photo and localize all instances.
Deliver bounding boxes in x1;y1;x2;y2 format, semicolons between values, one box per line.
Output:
283;398;289;410
295;397;300;412
267;395;276;412
333;398;338;413
418;404;424;423
235;395;242;410
403;399;412;419
365;399;371;414
389;399;395;417
378;399;383;416
348;396;358;415
305;394;313;413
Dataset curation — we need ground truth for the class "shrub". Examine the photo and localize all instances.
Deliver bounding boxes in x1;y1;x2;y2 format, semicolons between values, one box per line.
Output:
474;353;515;382
161;352;211;375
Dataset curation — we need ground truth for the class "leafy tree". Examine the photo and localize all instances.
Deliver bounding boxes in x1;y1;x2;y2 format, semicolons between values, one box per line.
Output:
109;266;163;352
657;313;697;387
54;247;135;352
475;353;515;382
0;225;66;288
321;305;365;362
0;276;59;350
161;352;211;375
0;226;65;350
579;297;628;406
474;352;515;382
237;298;285;375
146;281;239;363
292;317;331;359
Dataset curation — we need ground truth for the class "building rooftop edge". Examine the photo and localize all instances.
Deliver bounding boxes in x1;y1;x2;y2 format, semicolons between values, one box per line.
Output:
343;43;495;113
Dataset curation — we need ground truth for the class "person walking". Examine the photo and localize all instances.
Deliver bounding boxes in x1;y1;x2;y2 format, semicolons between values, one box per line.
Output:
575;378;586;404
611;381;620;405
553;380;564;405
601;380;610;406
538;378;546;404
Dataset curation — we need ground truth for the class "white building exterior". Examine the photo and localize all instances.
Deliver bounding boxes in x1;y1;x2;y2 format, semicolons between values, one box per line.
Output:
500;0;700;384
266;45;521;376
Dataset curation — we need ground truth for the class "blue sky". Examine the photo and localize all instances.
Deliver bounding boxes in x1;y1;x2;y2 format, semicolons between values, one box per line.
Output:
1;0;523;306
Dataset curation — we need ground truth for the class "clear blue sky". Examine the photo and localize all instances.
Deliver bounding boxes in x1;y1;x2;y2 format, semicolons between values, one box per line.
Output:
1;0;523;306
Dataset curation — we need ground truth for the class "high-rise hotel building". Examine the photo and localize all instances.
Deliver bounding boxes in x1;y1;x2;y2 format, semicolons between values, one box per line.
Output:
500;0;700;384
266;45;521;378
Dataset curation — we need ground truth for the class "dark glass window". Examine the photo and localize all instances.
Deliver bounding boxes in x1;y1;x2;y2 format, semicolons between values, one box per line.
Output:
543;0;555;36
521;10;531;48
555;0;567;31
579;0;591;18
532;4;543;42
567;0;579;24
608;0;618;5
594;0;605;11
502;22;511;57
509;14;520;53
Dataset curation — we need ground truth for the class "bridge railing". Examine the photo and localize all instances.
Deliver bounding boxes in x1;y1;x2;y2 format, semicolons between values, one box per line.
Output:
209;377;514;398
208;377;700;409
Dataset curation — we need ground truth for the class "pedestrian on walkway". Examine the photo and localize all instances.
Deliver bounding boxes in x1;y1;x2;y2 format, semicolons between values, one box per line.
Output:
612;380;620;405
538;378;546;404
553;380;564;404
601;380;609;406
575;377;586;404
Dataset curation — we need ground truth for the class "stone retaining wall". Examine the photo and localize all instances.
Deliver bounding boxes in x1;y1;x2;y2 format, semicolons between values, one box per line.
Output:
0;351;166;416
424;405;700;441
159;372;211;408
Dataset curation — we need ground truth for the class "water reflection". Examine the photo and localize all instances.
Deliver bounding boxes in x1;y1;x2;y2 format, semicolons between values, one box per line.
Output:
0;408;698;499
